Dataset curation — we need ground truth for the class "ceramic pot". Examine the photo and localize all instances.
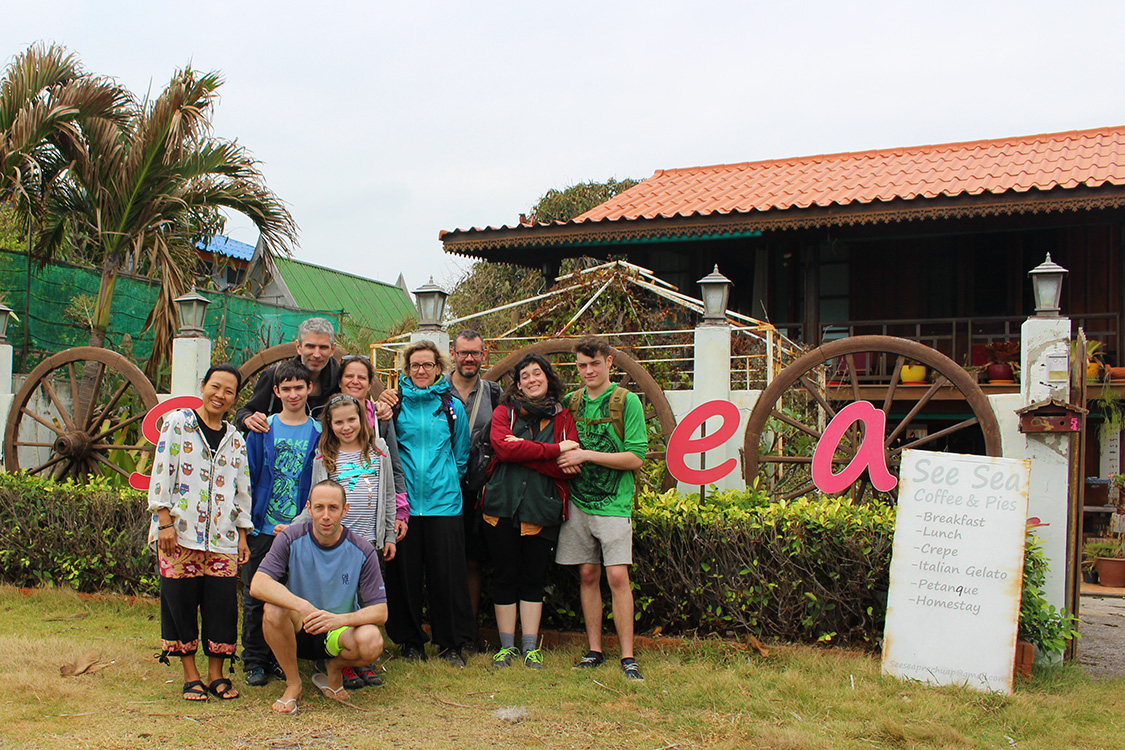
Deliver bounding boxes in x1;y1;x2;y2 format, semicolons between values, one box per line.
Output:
901;364;927;384
1095;557;1125;588
1109;366;1125;382
986;363;1014;382
1014;640;1035;679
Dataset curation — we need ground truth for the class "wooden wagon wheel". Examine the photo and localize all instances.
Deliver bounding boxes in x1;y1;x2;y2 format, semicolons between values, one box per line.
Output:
4;347;159;480
743;335;1002;502
485;340;678;491
238;343;384;399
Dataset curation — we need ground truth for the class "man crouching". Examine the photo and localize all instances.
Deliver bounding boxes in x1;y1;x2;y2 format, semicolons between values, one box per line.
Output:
250;480;387;714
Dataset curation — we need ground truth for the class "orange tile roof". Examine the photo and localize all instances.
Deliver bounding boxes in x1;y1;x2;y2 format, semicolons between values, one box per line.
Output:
575;126;1125;223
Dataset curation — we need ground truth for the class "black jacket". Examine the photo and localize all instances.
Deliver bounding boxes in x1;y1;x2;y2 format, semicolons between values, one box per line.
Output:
234;355;342;432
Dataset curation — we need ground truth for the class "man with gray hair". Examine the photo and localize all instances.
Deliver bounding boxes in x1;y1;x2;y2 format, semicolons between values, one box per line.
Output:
236;317;341;433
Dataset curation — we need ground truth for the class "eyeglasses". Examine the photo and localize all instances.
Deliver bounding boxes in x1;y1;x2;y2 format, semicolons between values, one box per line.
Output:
453;350;484;359
408;361;438;372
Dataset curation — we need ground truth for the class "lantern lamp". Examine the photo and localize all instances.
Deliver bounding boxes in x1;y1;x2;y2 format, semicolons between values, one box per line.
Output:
413;277;448;331
174;288;211;338
697;265;733;325
1029;253;1068;317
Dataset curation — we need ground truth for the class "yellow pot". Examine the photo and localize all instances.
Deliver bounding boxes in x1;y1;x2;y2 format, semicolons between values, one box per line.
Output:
901;364;927;384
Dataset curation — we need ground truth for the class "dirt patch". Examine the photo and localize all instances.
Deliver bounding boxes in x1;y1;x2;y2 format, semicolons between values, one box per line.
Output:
1077;593;1125;679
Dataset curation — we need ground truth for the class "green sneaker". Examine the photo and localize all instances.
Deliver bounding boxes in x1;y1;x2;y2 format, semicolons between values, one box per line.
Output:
491;646;520;668
523;648;544;669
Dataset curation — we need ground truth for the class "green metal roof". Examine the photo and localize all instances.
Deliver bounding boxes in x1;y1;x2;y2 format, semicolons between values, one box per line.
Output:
272;257;415;337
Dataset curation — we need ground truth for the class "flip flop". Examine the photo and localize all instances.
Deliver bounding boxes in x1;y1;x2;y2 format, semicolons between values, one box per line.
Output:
182;679;209;701
206;677;240;700
312;672;347;701
271;697;299;715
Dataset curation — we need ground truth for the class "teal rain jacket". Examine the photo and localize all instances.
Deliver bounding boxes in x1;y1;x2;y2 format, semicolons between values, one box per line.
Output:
394;372;469;516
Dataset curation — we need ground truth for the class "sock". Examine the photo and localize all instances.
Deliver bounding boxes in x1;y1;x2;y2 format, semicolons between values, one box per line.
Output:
521;633;538;653
499;631;516;650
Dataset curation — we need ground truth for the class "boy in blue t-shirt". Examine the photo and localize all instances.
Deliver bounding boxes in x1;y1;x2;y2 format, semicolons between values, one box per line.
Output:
241;360;321;686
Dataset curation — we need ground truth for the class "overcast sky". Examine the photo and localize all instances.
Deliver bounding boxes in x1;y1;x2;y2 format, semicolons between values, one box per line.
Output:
4;1;1124;297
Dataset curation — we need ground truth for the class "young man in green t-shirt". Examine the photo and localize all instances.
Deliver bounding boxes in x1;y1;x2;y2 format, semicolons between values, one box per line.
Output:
556;336;648;681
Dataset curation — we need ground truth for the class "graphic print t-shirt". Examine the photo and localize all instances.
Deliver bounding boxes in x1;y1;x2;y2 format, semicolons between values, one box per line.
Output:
265;417;320;531
569;385;647;518
334;449;383;542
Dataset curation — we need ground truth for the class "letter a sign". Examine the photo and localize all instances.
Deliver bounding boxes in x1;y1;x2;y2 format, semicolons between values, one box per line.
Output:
811;401;897;494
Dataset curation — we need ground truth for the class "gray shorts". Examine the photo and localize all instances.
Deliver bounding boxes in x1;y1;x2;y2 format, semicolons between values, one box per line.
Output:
555;502;633;567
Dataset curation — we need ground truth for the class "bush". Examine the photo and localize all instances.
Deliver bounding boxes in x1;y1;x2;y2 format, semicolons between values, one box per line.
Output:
540;487;894;645
0;474;156;596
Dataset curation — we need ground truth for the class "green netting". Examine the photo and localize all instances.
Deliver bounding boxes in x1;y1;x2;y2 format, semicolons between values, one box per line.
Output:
0;249;343;372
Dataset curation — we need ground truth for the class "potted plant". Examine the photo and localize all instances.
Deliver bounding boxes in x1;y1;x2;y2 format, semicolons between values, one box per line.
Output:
1017;530;1080;675
1083;537;1118;584
1091;528;1125;588
1079;340;1107;382
1084;538;1118;584
900;359;928;385
984;341;1020;384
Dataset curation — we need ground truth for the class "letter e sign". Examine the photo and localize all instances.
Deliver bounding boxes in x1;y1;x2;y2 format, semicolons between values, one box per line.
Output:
666;400;741;485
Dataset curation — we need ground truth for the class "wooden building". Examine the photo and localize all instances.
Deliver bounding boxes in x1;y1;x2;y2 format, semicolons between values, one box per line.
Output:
441;126;1125;368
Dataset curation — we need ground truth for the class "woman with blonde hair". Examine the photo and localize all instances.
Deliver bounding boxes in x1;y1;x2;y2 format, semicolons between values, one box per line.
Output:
383;340;474;665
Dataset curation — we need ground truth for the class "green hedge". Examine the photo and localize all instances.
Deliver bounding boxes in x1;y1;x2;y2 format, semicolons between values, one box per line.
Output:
538;488;894;645
0;475;895;644
0;474;156;596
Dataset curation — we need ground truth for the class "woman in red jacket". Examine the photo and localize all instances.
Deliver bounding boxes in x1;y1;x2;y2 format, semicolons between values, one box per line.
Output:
482;353;579;670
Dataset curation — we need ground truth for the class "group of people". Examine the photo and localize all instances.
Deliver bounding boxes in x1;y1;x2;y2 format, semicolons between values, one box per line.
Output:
146;317;647;715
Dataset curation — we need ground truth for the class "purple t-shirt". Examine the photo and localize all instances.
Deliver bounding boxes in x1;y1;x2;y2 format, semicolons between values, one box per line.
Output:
257;522;385;614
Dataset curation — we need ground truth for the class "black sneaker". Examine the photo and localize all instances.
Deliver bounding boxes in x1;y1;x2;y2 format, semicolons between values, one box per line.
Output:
573;650;605;669
341;666;365;690
438;648;466;668
356;665;384;686
401;644;427;662
621;657;644;681
244;666;268;686
267;662;286;681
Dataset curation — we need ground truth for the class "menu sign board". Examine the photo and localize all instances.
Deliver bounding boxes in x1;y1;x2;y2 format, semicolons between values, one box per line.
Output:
881;450;1030;695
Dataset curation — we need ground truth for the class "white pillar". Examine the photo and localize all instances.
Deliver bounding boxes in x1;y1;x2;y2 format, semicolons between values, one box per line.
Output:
0;342;13;465
409;329;450;352
1019;316;1072;616
675;323;744;492
170;336;213;397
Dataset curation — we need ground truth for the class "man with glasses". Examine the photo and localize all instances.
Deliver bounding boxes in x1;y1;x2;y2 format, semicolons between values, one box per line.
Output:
448;330;503;627
237;318;341;433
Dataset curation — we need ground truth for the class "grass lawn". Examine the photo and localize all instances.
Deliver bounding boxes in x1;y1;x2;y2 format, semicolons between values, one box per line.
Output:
0;585;1122;750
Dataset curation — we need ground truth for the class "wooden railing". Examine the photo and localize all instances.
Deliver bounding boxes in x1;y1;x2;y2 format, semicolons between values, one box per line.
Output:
776;313;1119;366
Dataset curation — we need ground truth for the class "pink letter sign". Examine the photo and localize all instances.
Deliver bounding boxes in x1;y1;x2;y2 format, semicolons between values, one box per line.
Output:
128;396;203;490
811;401;897;494
666;399;740;485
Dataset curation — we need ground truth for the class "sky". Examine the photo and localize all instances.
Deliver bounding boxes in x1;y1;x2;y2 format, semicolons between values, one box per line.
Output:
4;1;1125;297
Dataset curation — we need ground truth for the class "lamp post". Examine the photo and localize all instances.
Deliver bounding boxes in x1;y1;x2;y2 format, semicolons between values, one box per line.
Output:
413;277;448;332
174;289;212;337
0;302;13;344
170;289;212;397
1028;253;1068;317
697;265;732;325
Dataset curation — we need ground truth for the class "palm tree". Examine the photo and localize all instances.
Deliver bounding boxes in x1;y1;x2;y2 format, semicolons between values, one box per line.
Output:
31;63;297;375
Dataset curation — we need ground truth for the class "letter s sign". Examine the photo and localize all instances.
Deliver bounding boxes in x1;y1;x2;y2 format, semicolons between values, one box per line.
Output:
128;396;202;490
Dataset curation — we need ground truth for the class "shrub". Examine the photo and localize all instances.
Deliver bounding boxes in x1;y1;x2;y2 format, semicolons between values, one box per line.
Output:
0;474;156;596
540;487;894;645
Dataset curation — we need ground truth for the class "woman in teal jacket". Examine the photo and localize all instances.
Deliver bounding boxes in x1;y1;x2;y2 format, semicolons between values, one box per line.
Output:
384;339;474;665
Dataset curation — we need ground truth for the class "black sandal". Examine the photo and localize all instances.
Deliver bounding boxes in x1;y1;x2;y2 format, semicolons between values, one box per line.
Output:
206;677;239;700
182;680;209;701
